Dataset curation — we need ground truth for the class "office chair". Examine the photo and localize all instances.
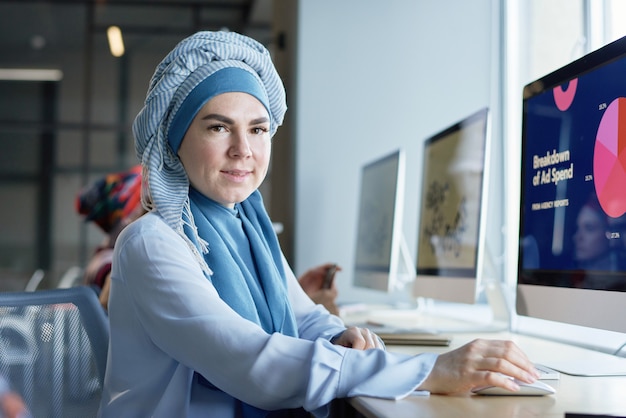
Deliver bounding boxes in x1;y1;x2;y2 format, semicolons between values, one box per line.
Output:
0;286;109;418
24;269;45;292
56;266;84;289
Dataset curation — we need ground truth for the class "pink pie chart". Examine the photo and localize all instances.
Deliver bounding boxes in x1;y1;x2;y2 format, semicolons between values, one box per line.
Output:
593;97;626;218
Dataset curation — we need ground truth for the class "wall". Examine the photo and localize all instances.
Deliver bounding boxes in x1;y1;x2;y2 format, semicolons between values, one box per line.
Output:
293;0;498;305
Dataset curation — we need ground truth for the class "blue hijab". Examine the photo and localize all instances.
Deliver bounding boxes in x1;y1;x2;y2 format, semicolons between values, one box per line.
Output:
185;189;298;418
185;187;297;337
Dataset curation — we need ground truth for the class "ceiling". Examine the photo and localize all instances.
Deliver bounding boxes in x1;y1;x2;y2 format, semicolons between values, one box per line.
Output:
0;0;274;65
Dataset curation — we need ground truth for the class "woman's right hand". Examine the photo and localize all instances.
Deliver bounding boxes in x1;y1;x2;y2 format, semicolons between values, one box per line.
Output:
416;338;541;394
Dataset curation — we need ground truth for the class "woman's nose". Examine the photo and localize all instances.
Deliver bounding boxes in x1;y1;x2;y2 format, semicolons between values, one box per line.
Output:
229;132;252;157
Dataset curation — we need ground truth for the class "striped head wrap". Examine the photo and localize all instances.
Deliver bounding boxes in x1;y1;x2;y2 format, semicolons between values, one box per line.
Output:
132;31;287;273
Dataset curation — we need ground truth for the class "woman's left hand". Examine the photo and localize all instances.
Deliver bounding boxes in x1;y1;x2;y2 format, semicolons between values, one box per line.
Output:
332;327;384;350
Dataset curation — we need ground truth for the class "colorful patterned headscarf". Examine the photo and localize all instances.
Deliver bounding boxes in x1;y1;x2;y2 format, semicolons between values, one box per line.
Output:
75;165;142;234
132;31;287;274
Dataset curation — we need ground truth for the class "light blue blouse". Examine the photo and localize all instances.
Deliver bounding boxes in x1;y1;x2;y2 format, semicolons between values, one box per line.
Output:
98;212;436;417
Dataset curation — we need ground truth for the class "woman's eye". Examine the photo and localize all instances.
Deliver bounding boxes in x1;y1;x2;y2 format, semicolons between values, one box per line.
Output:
251;126;269;135
209;125;226;133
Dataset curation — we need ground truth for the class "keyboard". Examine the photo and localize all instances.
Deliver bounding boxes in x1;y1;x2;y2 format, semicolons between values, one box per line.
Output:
535;363;561;380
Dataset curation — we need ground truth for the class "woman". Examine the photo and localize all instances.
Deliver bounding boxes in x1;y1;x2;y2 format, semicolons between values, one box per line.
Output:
98;31;539;417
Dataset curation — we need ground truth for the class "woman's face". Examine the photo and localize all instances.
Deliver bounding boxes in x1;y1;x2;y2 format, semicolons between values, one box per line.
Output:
573;205;609;262
177;92;271;208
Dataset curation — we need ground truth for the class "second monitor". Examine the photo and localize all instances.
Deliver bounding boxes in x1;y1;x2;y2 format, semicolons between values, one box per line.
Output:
413;108;490;305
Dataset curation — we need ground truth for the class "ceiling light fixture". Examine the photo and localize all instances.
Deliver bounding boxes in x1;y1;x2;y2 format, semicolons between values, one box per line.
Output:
107;26;125;57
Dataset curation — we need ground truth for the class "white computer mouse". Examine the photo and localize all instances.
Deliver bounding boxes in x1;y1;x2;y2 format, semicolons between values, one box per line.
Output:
472;379;556;396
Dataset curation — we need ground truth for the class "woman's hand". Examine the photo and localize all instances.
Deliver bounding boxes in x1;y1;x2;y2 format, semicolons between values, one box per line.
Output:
417;339;541;394
298;263;341;315
298;263;340;293
332;326;385;350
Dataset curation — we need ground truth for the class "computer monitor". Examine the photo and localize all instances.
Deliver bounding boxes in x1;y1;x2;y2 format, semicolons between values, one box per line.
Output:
353;149;413;295
517;35;626;374
413;108;490;305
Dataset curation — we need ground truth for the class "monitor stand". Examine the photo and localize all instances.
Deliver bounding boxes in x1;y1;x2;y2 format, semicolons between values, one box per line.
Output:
402;276;510;334
482;277;511;330
387;234;419;309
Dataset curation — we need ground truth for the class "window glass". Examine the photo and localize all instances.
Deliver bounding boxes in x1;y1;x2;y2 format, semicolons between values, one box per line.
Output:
526;0;585;83
607;0;626;42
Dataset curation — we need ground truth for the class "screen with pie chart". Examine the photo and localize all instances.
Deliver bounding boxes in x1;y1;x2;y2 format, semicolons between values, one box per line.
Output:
516;35;626;337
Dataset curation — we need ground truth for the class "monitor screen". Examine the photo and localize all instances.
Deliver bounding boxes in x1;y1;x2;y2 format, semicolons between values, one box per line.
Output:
353;149;409;293
517;35;626;335
413;108;489;304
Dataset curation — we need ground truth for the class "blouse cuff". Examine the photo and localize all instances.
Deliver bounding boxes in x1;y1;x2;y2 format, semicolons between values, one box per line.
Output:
342;351;438;400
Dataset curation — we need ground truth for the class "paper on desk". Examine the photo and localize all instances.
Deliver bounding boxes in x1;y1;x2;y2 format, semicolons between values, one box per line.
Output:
409;390;430;397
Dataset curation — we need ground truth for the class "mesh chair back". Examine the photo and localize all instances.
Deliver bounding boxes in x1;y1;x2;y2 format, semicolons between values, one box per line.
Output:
0;286;108;418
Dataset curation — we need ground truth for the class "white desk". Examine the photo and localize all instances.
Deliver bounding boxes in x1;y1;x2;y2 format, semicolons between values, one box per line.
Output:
343;309;626;418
